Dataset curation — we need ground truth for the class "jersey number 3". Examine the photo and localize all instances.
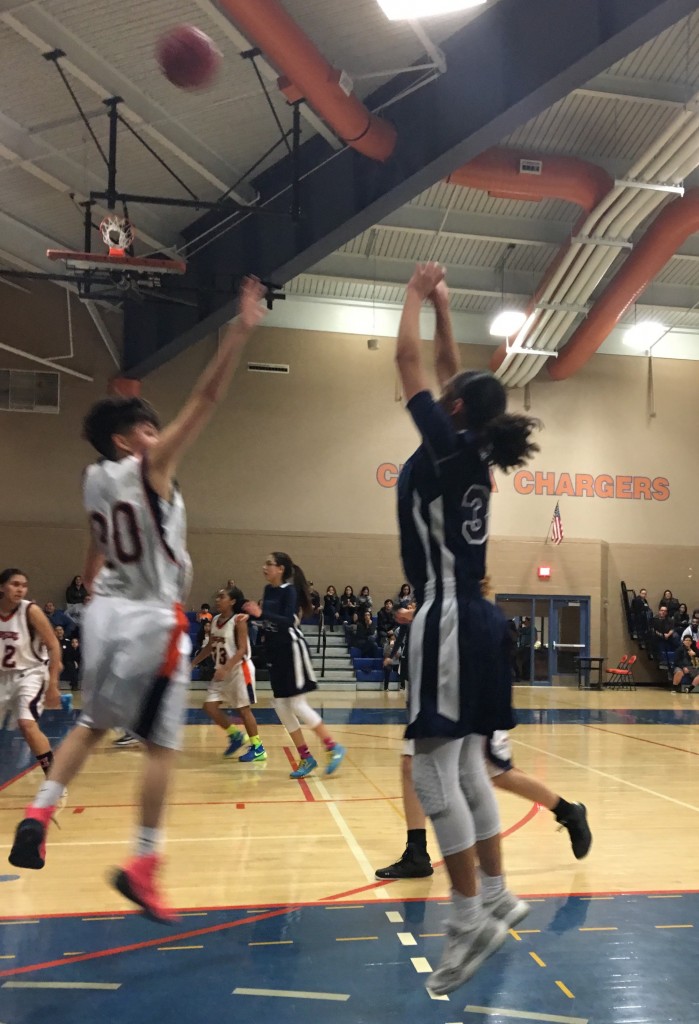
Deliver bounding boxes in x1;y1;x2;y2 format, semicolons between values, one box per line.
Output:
462;485;489;546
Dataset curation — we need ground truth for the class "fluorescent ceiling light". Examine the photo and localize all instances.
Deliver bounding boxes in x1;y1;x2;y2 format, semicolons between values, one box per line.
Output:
489;309;527;338
623;321;666;351
377;0;487;20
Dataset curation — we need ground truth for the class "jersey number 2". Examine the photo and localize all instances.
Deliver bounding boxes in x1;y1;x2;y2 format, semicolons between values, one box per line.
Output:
91;504;143;564
461;485;489;546
2;645;16;669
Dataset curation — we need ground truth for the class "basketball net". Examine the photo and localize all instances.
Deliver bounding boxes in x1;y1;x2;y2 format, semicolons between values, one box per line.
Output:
99;215;136;257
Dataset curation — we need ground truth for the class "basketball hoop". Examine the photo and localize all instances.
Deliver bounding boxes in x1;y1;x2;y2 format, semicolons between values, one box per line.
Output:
99;215;135;257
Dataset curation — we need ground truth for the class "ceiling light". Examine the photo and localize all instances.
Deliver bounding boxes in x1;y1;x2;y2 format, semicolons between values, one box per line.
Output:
377;0;487;20
623;321;666;351
489;309;527;338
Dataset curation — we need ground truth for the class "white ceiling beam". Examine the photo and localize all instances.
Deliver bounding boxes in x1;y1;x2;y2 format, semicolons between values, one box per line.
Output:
199;0;343;151
380;205;568;246
575;72;692;108
1;7;258;206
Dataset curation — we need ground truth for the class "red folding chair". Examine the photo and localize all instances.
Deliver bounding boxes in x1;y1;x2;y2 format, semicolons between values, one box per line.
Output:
609;654;637;690
606;655;629;689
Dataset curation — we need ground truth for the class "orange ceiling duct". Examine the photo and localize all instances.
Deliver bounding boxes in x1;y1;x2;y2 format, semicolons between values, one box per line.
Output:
216;0;397;162
548;188;699;380
444;149;613;373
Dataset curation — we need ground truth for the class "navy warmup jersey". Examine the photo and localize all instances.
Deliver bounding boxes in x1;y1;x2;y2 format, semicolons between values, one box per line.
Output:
398;390;490;603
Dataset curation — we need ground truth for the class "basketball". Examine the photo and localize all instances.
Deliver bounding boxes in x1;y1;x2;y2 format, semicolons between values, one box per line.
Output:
155;25;222;90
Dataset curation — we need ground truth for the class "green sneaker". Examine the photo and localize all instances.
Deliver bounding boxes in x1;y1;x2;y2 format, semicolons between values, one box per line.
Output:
239;744;267;763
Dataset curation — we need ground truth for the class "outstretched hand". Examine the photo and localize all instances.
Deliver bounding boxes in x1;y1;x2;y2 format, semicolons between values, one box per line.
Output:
407;262;445;301
238;276;268;330
430;278;449;307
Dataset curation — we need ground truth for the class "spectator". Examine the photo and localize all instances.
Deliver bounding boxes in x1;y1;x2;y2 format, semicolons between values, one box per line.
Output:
659;590;680;617
44;601;76;637
194;618;215;681
357;586;373;617
226;579;236;589
682;614;699;644
62;637;81;692
322;586;341;631
65;575;88;617
345;611;359;648
630;587;652;640
197;603;213;623
340;585;359;623
672;636;699;692
382;630;399;691
308;581;321;618
395;583;412;608
674;603;690;632
355;610;379;657
652;606;677;667
377;599;396;644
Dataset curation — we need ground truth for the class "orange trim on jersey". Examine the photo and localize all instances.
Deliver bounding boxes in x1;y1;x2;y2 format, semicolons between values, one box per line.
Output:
241;659;253;686
157;604;188;680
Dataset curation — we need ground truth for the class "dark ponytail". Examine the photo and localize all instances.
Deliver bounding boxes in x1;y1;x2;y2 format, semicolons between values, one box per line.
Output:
272;551;313;618
448;370;540;472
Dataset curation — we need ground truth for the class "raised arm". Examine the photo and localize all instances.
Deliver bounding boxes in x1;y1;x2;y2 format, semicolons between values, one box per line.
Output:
396;263;445;403
431;279;460;389
148;277;267;493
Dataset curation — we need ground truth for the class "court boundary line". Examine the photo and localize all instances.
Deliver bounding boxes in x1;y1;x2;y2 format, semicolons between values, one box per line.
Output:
584;723;699;758
0;765;37;793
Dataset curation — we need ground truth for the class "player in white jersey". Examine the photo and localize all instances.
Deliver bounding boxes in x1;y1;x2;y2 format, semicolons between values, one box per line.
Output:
0;569;62;778
9;277;268;923
192;586;266;762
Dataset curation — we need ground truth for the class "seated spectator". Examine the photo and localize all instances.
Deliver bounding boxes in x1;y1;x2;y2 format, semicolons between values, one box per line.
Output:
395;583;412;608
357;586;373;618
674;603;690;632
44;601;76;637
323;586;341;631
382;630;399;691
65;575;88;618
226;578;236;590
62;636;81;692
197;603;213;623
673;636;699;691
377;599;396;643
659;590;680;617
630;587;652;640
355;610;379;657
340;585;359;623
652;606;678;666
308;581;321;618
682;614;699;644
345;611;359;647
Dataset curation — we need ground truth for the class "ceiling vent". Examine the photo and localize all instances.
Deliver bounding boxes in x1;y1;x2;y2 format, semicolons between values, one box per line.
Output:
0;369;60;413
519;158;543;175
247;362;290;374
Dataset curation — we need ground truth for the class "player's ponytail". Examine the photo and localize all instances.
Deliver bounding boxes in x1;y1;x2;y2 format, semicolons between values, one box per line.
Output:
449;370;540;472
272;552;313;619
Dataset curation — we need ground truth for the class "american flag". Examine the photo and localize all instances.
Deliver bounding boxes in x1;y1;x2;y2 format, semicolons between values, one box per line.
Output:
551;502;564;545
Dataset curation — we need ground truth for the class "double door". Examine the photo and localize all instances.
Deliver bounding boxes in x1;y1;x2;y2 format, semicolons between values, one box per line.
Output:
496;594;590;686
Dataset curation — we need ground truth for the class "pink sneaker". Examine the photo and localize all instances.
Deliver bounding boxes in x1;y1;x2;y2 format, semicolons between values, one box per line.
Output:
111;853;178;924
8;805;54;869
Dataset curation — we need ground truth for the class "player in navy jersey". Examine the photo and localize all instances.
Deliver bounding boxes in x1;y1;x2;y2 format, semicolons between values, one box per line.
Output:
244;552;345;778
395;263;539;995
9;277;267;923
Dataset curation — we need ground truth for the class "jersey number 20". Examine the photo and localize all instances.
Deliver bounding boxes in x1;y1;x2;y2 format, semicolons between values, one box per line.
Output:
91;504;143;564
461;485;489;546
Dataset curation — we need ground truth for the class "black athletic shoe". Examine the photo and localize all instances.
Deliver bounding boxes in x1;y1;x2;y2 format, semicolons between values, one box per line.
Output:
375;843;434;880
556;802;592;860
8;816;48;870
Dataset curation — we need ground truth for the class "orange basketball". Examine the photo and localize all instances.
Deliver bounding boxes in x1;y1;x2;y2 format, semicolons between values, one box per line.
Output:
155;25;222;90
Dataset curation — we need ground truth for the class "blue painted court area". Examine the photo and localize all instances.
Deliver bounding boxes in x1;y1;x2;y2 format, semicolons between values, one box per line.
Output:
1;894;698;1023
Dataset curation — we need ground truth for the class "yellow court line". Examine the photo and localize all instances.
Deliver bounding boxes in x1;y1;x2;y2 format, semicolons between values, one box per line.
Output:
518;929;542;934
249;940;294;947
0;921;38;926
335;936;378;942
3;981;121;991
556;981;575;999
419;933;445;938
648;895;683;899
509;929;522;942
530;953;547;968
233;987;349;1002
63;952;85;957
180;912;209;917
157;945;204;951
655;924;693;929
324;905;364;911
81;916;125;922
579;927;618;932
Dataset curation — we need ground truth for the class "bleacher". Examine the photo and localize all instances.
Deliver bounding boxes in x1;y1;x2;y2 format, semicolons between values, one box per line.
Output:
620;581;673;688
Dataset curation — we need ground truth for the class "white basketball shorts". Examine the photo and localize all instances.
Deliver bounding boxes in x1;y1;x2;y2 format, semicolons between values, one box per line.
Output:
205;660;256;708
0;665;48;728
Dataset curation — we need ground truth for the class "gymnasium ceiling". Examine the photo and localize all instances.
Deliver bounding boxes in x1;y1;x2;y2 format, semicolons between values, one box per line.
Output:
2;0;699;382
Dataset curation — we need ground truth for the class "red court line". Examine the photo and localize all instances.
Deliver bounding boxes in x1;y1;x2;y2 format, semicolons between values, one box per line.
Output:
0;795;400;812
585;723;699;757
282;746;315;802
0;764;37;793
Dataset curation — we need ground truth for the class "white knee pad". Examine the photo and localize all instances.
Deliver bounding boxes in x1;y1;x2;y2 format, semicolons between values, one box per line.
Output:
412;748;449;818
273;697;302;734
458;735;501;841
289;696;322;730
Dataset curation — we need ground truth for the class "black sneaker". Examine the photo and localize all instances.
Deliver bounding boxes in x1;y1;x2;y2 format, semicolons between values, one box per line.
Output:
556;802;592;860
375;843;433;879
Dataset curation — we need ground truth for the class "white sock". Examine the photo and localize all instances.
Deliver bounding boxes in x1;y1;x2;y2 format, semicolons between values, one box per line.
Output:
134;826;162;857
480;871;505;902
33;780;65;809
450;889;482;930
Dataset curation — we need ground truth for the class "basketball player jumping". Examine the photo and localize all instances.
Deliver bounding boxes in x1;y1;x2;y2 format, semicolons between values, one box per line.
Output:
0;569;63;784
9;277;268;923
